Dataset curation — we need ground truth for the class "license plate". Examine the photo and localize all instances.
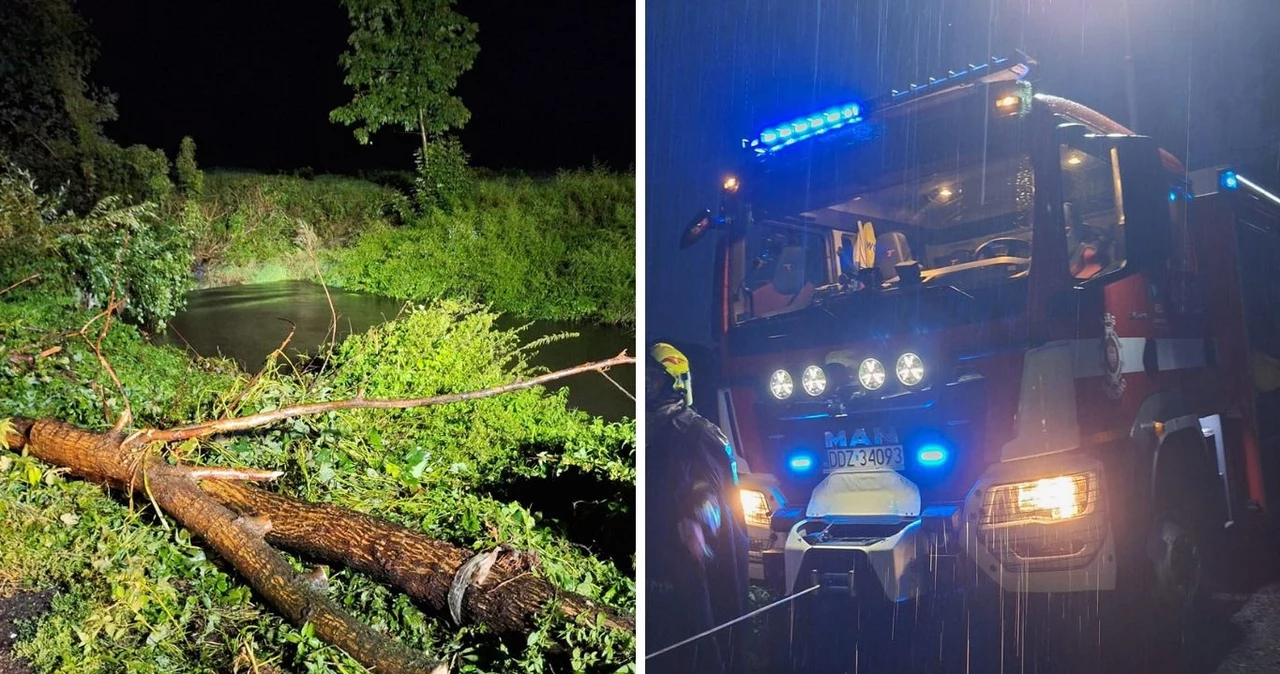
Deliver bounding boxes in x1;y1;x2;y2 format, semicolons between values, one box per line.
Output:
823;445;905;473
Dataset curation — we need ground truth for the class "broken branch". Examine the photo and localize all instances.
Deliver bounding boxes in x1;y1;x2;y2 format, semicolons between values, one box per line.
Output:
0;273;40;297
125;352;635;449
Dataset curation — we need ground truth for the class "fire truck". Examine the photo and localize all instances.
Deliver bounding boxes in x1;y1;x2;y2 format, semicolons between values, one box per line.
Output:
678;55;1280;665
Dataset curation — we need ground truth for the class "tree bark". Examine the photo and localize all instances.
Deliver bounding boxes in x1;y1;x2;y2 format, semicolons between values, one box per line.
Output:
418;107;429;168
200;480;633;635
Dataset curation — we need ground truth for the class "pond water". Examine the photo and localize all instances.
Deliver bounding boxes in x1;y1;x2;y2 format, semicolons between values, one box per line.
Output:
160;281;635;421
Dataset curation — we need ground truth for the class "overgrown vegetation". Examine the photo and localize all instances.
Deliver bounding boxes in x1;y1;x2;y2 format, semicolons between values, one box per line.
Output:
175;136;203;199
0;0;173;212
183;171;398;282
327;169;635;324
186;168;635;325
0;162;193;330
0;282;635;672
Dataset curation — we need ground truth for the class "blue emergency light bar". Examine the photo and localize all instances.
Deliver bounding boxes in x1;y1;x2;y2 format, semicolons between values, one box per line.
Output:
745;103;864;156
741;54;1033;159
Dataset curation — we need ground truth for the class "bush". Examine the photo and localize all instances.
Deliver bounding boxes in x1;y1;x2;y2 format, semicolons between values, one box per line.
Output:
328;168;635;324
414;135;473;213
175;135;204;198
0;160;192;330
188;172;397;269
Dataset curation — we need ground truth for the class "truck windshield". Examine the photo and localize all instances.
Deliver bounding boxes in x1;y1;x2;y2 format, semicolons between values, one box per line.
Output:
732;96;1033;324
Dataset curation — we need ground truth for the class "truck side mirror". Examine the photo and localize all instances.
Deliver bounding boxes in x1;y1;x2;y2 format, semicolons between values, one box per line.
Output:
1111;136;1172;270
680;208;714;249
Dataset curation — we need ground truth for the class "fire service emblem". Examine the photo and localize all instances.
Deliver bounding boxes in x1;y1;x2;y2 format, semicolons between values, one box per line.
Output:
1101;313;1126;399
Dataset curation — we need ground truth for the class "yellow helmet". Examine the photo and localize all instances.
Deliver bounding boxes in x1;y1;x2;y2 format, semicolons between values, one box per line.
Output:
650;342;694;407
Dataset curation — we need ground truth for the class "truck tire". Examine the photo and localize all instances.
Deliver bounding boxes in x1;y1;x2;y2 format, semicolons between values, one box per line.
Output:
1107;451;1218;671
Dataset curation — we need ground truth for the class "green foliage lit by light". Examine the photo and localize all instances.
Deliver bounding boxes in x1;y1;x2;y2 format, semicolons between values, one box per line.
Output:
185;170;635;325
175;136;203;199
414;135;473;213
331;0;480;160
327;169;636;325
0;161;192;330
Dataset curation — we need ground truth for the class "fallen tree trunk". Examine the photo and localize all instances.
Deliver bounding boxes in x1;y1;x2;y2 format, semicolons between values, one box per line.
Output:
5;418;446;674
201;480;633;635
1;351;635;674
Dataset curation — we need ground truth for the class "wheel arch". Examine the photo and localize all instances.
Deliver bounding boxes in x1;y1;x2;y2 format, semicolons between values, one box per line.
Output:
1130;390;1225;524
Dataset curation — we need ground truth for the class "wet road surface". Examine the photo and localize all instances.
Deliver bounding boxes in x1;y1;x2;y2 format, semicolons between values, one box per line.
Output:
753;542;1280;674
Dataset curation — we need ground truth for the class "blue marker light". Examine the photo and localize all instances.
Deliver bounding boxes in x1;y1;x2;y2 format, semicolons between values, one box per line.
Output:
788;454;815;473
1169;190;1178;202
761;131;778;144
825;111;841;123
917;444;949;467
1222;171;1239;190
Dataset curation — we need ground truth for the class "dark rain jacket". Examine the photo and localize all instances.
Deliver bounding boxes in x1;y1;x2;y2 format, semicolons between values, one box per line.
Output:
646;398;750;674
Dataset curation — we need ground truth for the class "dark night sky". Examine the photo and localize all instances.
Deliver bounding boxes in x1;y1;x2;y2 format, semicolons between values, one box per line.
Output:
646;0;1280;348
76;0;635;174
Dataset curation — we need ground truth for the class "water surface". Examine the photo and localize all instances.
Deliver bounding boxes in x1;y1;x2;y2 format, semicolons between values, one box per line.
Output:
161;281;635;420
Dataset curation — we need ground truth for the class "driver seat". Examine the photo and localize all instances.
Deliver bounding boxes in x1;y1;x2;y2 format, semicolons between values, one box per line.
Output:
876;231;915;282
1065;201;1106;279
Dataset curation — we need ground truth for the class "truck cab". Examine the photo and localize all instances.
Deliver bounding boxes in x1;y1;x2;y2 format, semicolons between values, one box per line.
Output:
682;56;1277;627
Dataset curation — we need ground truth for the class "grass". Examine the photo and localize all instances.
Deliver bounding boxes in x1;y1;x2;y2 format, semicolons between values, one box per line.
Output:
0;286;635;673
188;169;635;325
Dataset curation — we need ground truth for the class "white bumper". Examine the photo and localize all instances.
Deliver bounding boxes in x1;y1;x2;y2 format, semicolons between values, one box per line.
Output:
781;456;1116;599
782;470;924;601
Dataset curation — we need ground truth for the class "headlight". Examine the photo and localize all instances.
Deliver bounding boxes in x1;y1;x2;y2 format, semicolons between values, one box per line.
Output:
896;352;924;386
858;358;886;390
739;488;771;527
801;365;826;396
981;471;1099;526
768;369;793;399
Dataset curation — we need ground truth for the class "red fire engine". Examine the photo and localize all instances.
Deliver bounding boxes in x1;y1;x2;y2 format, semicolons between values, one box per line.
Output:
679;54;1280;665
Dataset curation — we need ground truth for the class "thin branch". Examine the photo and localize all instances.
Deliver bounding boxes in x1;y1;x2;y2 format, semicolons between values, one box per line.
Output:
186;467;284;482
0;273;40;297
296;220;338;374
166;325;201;358
125;352;634;449
224;318;296;416
80;298;132;432
4;119;55;157
97;232;133;433
598;369;635;401
6;345;63;366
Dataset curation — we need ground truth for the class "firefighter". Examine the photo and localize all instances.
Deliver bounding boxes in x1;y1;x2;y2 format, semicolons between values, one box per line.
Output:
645;342;750;674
